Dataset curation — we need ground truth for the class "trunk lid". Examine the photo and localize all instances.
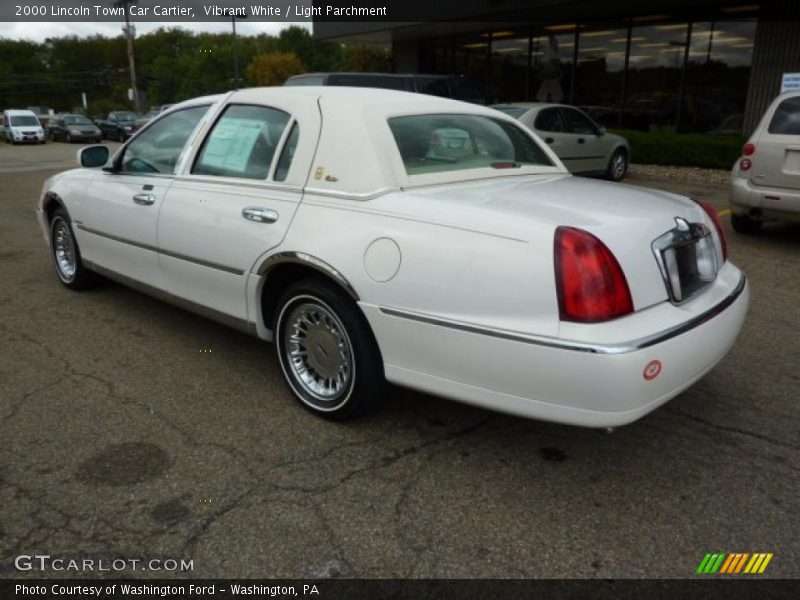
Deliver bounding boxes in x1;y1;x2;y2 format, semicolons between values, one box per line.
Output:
399;174;712;310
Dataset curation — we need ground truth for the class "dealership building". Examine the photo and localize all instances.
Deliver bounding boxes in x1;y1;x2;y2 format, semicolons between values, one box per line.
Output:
315;1;800;134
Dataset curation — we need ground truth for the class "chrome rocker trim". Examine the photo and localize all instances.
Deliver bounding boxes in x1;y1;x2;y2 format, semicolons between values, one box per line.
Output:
379;274;746;355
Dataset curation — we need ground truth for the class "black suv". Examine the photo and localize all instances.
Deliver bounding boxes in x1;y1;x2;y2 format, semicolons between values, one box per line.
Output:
284;73;490;105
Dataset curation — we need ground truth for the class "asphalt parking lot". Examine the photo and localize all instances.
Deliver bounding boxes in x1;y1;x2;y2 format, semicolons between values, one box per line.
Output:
1;141;798;579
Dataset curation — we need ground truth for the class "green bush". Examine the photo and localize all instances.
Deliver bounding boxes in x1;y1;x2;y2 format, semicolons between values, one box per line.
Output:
609;129;745;170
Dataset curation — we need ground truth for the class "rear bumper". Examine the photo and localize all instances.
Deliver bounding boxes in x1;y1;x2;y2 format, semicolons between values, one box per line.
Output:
730;175;800;222
363;267;748;428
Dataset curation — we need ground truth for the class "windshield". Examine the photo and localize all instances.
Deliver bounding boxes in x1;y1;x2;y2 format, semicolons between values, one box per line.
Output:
65;116;93;126
10;115;40;127
388;114;553;176
114;112;138;121
493;106;528;118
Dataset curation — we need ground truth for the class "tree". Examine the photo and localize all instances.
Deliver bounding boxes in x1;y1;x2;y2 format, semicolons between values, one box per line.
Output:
246;51;305;86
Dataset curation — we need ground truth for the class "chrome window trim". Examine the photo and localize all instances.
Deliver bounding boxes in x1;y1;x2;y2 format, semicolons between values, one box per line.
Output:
378;274;746;355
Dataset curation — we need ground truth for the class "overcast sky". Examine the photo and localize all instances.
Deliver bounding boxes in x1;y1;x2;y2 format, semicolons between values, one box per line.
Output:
0;21;310;42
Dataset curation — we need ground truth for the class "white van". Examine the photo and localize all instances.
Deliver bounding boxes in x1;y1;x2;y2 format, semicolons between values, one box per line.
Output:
3;109;46;144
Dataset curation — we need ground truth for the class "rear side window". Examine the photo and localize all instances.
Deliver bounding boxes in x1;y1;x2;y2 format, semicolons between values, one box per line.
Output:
328;75;411;91
193;105;290;180
274;122;299;182
768;97;800;135
388;114;553;176
535;108;565;132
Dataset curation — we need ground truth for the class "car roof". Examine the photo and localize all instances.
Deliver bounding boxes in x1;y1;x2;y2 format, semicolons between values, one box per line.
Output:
230;86;498;113
4;109;38;115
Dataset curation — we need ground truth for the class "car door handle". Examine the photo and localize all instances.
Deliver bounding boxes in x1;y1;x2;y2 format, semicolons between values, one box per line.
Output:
577;138;585;144
242;207;279;223
545;137;554;144
132;193;155;206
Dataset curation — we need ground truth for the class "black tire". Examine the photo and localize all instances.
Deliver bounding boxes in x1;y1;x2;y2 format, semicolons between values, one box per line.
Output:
49;207;102;290
49;130;56;142
731;214;762;234
605;147;628;181
274;278;384;420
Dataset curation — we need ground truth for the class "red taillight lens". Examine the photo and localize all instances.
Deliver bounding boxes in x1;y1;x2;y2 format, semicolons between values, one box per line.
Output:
742;143;755;156
554;227;634;323
739;158;752;171
699;202;727;261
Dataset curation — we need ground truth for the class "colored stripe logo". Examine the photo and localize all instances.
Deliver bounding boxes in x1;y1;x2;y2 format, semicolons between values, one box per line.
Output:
696;552;773;574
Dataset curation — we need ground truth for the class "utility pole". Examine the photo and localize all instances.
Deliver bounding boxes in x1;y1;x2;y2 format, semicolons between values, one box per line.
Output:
231;14;248;89
232;15;239;89
113;0;139;112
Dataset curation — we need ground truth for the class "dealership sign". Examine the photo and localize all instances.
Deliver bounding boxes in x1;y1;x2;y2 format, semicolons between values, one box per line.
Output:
782;73;800;93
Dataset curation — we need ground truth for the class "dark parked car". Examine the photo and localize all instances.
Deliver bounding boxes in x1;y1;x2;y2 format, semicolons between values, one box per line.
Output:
284;72;491;104
48;114;102;143
97;111;141;141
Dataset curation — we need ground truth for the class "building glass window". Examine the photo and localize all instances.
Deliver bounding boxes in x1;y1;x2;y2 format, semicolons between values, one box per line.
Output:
530;28;575;104
623;22;689;131
489;31;529;103
683;19;756;133
572;24;628;124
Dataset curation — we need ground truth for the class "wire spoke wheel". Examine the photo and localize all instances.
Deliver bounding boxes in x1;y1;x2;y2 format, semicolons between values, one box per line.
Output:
52;217;77;281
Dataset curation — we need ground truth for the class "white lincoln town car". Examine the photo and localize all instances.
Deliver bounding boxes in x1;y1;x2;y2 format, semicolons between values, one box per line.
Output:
36;87;748;427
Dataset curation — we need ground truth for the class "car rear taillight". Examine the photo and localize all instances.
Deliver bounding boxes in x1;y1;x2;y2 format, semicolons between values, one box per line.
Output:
739;142;755;171
698;202;728;261
554;227;634;323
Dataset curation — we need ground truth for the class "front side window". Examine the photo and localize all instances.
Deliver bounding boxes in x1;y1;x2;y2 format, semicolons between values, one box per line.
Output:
193;105;290;180
768;97;800;135
121;105;209;174
389;114;553;176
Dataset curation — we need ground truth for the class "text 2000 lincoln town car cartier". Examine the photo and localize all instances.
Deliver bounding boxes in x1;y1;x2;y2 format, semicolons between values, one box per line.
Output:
36;88;748;427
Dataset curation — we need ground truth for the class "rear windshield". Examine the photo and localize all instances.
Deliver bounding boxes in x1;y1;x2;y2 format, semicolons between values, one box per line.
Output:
113;112;138;122
493;106;528;118
768;97;800;135
285;76;324;86
10;116;40;127
328;74;411;91
388;114;553;176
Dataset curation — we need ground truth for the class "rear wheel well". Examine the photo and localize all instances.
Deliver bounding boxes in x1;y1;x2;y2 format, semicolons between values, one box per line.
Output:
261;263;358;331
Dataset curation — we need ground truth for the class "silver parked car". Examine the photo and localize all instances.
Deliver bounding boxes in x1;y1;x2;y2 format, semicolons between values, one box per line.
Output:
492;103;630;181
730;91;800;233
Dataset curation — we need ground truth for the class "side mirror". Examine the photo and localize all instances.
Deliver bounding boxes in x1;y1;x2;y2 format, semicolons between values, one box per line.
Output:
596;126;607;136
78;145;110;168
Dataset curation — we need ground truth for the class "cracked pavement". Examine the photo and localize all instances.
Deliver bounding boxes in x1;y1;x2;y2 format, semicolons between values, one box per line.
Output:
0;143;798;579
